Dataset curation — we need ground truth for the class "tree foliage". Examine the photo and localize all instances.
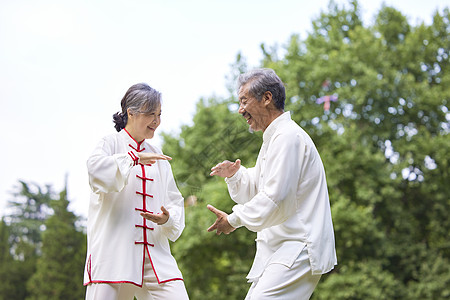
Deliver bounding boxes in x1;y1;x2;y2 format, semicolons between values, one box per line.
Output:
0;1;449;299
163;80;262;298
164;1;450;299
0;182;54;300
26;186;86;300
6;181;54;260
0;181;86;300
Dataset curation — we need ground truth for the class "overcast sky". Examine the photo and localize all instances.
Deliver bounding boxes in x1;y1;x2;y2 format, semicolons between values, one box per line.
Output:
0;0;448;219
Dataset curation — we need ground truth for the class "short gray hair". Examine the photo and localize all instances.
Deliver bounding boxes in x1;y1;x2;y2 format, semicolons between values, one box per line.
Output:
237;68;285;110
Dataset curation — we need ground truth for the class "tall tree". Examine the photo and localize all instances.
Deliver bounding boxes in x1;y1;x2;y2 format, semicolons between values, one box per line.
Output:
163;94;261;300
0;181;54;300
163;1;449;299
0;218;38;300
260;1;449;298
6;181;53;260
26;183;86;300
0;218;14;299
0;218;10;266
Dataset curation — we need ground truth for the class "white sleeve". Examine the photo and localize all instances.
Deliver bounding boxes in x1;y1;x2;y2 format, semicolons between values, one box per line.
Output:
159;160;185;242
225;166;258;204
227;132;305;231
87;137;136;194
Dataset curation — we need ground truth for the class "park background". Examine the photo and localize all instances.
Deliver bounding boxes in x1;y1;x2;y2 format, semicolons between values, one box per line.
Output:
0;0;449;299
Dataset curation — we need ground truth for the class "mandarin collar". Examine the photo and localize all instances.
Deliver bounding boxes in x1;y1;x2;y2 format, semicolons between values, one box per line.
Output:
121;129;145;148
262;111;291;142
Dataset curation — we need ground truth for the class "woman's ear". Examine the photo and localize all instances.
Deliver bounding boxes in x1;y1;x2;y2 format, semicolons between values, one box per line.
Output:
127;108;133;118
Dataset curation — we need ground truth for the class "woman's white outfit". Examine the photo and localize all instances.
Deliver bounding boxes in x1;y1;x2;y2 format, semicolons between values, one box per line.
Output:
83;129;188;299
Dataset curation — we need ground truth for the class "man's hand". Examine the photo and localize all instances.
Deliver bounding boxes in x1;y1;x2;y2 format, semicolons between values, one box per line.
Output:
138;153;172;165
207;205;236;235
141;206;170;225
210;159;241;178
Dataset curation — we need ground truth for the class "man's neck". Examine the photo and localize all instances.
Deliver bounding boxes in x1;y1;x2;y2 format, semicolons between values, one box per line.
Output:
262;110;284;132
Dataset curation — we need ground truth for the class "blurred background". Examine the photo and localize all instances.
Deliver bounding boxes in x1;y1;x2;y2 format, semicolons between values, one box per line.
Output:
0;0;449;299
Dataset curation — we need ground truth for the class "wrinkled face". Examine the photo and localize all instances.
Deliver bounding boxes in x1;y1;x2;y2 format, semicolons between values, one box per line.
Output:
238;83;270;132
128;103;161;141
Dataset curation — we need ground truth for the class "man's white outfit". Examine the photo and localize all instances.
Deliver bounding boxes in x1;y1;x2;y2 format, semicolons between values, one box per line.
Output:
83;129;189;300
226;112;337;300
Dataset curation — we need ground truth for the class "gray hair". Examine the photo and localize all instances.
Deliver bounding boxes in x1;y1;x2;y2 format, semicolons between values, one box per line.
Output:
113;83;161;131
237;68;285;110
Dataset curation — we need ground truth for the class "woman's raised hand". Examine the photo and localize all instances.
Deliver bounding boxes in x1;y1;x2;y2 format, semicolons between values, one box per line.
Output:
137;152;172;165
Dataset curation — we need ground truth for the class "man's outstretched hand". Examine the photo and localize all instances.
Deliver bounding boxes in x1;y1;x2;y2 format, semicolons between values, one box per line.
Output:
210;159;241;178
207;205;236;235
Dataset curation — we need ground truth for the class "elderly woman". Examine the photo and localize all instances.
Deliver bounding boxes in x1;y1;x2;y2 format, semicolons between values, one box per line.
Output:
84;83;189;300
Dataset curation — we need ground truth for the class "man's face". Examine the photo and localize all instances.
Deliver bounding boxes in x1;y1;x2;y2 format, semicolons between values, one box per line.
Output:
238;83;270;132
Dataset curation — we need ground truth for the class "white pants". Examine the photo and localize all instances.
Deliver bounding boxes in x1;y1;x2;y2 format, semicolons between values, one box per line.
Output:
245;247;321;300
85;256;189;300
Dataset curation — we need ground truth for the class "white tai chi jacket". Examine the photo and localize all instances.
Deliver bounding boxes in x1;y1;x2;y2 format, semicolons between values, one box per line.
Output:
83;129;185;287
226;112;337;280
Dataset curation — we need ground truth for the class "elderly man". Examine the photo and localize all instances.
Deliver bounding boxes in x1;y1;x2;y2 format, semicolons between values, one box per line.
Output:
207;68;337;300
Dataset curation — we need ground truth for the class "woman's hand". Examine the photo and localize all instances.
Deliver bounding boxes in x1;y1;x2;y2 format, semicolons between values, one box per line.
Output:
210;159;241;178
137;152;172;165
141;206;170;225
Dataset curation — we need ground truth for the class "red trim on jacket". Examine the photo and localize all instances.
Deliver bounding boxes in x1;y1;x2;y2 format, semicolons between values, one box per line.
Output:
129;144;146;152
145;246;184;284
84;255;184;288
135;207;154;213
85;132;183;288
123;128;145;147
136;191;153;198
135;224;154;230
128;151;139;166
84;280;145;288
87;255;92;282
136;174;154;181
135;241;154;247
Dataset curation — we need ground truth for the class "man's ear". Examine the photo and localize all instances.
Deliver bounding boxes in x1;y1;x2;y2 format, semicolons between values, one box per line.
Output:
263;91;273;106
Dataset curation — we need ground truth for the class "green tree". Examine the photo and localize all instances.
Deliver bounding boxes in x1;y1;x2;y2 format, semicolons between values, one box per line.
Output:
0;247;36;300
6;181;53;260
260;1;449;298
162;95;261;199
0;218;17;300
0;181;54;300
164;1;449;299
0;180;87;300
26;184;86;300
171;180;256;299
0;218;10;266
162;55;263;298
163;94;261;299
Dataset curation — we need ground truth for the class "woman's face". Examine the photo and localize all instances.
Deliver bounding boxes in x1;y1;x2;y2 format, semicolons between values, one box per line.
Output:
127;103;161;141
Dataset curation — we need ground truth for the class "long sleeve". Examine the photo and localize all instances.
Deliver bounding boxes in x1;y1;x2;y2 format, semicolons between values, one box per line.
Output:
225;166;258;204
84;130;188;285
87;137;135;194
228;131;305;231
223;112;337;277
159;160;185;242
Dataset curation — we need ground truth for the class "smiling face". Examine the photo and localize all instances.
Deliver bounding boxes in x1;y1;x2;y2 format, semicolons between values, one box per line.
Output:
238;83;272;132
125;103;161;142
